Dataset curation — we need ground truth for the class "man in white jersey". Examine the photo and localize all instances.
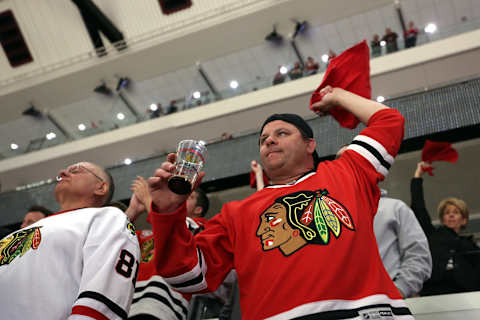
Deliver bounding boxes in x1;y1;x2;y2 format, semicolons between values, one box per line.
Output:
0;162;140;320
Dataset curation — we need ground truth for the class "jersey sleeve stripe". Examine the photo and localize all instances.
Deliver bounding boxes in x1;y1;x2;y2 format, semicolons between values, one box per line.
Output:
77;291;128;319
348;135;394;177
352;135;394;165
132;292;185;320
134;280;189;315
71;305;109;320
163;248;208;293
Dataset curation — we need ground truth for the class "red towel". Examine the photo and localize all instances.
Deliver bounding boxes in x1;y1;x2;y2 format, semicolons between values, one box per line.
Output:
421;140;458;176
309;40;371;129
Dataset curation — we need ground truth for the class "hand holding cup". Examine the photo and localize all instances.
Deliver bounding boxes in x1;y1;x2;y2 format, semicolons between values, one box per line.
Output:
148;142;206;213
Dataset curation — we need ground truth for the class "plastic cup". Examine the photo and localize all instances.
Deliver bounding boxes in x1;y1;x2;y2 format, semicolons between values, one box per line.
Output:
168;140;207;195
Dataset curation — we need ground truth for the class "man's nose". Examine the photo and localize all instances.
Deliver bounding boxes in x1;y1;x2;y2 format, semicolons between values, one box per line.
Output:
265;136;276;146
57;169;68;178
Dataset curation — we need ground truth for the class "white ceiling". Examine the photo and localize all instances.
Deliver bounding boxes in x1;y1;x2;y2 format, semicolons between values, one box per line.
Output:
0;0;398;122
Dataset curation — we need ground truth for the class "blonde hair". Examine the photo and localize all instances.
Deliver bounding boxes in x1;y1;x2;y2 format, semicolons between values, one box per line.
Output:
437;197;469;222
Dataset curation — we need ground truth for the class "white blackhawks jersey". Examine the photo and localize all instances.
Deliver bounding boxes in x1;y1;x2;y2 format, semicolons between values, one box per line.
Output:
0;206;140;320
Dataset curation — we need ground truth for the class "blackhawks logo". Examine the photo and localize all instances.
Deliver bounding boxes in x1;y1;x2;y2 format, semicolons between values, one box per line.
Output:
256;189;355;256
0;227;42;266
126;222;136;236
141;238;154;263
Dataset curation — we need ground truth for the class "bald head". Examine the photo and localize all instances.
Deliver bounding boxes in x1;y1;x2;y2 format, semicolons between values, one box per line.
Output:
55;162;115;210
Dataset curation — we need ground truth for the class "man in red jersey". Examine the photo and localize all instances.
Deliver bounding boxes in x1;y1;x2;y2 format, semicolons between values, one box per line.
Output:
146;86;411;319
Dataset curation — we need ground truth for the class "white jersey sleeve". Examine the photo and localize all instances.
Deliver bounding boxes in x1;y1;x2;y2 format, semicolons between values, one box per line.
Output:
70;207;140;319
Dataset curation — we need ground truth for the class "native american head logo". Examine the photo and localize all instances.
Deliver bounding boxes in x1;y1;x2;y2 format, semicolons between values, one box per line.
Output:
140;238;154;263
0;227;42;266
256;189;355;256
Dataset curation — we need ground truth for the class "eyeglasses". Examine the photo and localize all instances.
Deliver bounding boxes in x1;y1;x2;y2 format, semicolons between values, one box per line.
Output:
62;164;105;182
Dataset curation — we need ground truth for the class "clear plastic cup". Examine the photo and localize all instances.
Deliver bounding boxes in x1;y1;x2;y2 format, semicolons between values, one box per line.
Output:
168;140;207;195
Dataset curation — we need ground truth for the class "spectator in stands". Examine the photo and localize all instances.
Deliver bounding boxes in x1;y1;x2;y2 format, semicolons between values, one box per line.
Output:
404;21;419;48
221;132;233;141
0;162;139;319
305;56;319;75
166;100;178;115
186;188;210;231
288;62;304;80
375;190;432;297
371;34;382;57
272;66;286;85
146;86;410;319
20;205;53;229
150;103;162;119
336;147;432;298
411;161;480;296
382;28;399;53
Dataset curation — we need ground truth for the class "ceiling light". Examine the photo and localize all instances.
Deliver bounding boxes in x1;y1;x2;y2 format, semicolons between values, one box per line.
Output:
149;103;158;111
230;80;239;89
124;158;132;165
193;91;201;99
321;54;329;63
117;112;125;120
376;96;385;103
78;123;86;131
380;40;386;47
424;23;437;34
280;66;288;74
10;143;18;150
46;132;56;140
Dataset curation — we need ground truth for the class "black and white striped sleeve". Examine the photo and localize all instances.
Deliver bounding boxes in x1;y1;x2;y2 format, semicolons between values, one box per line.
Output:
348;134;395;178
163;248;208;293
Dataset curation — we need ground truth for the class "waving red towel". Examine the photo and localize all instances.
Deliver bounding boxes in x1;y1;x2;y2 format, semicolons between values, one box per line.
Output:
309;40;371;129
421;140;458;176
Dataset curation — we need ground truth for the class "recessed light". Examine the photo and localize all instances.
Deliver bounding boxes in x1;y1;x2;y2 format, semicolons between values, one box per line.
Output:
46;132;56;140
117;113;125;120
230;80;239;89
10;143;18;150
425;23;437;34
78;123;86;131
124;158;132;165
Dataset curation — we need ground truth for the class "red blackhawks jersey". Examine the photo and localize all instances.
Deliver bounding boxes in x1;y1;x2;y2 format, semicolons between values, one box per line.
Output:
0;207;140;320
149;109;413;319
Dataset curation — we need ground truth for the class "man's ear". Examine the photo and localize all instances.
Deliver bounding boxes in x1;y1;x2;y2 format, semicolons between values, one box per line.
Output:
94;181;108;197
307;138;317;155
